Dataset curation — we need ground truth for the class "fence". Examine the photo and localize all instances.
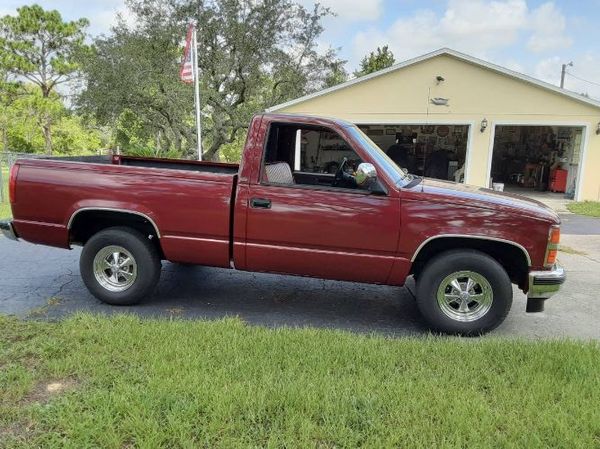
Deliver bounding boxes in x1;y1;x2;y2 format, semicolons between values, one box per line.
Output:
0;151;45;203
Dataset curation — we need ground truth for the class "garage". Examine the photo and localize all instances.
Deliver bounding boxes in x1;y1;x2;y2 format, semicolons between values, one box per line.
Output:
358;124;469;182
490;125;584;197
267;48;600;201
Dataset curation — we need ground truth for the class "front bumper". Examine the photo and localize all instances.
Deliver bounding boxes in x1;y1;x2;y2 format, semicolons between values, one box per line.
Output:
0;220;18;241
526;263;566;312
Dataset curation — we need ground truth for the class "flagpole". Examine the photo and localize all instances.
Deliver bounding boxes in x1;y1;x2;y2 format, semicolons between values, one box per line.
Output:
192;25;202;161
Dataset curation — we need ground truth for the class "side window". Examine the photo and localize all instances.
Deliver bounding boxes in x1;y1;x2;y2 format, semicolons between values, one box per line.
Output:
298;129;359;174
262;123;363;189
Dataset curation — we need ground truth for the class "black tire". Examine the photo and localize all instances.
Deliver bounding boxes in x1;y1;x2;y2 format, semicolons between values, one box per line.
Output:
80;227;161;305
416;249;512;335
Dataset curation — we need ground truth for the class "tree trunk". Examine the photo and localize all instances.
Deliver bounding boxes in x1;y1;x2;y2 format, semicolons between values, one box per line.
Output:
1;125;7;152
42;121;52;155
172;130;182;154
41;84;52;155
204;138;222;162
209;151;220;162
155;130;162;155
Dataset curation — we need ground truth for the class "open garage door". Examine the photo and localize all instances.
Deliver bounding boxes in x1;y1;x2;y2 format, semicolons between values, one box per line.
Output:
490;125;583;198
357;124;470;183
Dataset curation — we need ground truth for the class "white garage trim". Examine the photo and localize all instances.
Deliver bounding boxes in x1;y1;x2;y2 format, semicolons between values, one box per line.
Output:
485;120;590;201
485;126;497;189
463;124;475;185
354;119;476;184
576;125;592;202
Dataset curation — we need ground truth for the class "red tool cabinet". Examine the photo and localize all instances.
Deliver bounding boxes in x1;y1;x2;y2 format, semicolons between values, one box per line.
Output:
549;168;568;193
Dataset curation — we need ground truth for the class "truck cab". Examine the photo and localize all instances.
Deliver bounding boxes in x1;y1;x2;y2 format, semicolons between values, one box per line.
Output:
233;114;410;285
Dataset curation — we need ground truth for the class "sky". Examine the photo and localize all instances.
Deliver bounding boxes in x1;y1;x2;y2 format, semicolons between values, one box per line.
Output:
2;0;600;99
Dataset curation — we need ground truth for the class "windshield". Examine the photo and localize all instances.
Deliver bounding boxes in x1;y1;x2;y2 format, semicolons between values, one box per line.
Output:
345;125;413;187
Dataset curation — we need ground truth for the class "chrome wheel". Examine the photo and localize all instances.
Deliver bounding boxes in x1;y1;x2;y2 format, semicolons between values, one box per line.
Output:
436;271;493;322
93;245;137;292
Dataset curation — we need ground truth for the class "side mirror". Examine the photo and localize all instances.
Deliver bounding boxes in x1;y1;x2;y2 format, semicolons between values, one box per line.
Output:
355;162;377;188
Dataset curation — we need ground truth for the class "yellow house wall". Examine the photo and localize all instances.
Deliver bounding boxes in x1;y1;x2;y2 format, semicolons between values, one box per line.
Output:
276;55;600;201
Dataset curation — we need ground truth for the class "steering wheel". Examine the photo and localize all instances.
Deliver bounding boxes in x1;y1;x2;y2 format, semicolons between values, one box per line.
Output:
332;157;358;188
333;157;349;187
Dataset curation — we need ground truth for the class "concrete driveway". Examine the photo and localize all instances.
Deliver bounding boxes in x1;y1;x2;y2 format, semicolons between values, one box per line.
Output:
1;215;599;338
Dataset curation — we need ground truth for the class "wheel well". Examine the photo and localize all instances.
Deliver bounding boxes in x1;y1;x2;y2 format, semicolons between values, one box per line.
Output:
69;210;162;254
411;237;529;290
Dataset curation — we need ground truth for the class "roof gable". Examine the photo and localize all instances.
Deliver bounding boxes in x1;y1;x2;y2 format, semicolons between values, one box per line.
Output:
267;48;600;112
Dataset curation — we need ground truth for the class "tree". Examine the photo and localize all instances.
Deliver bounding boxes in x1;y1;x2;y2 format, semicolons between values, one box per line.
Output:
0;4;89;154
324;59;349;88
79;0;345;160
354;45;395;78
78;22;195;156
1;84;104;154
0;68;22;151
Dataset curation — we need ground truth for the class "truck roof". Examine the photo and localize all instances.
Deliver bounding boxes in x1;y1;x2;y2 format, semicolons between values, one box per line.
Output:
259;112;356;129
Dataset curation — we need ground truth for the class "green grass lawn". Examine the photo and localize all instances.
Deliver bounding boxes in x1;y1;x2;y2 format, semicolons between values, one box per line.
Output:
567;201;600;218
0;166;11;219
1;314;599;448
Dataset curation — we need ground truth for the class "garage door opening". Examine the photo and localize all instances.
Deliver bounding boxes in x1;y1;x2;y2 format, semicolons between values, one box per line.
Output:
357;124;470;182
490;125;583;197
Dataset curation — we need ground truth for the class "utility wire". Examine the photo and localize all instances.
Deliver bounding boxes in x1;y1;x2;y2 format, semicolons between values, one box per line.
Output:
565;71;600;88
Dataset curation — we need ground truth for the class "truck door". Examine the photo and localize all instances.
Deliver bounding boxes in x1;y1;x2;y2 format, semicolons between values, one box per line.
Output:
243;122;401;284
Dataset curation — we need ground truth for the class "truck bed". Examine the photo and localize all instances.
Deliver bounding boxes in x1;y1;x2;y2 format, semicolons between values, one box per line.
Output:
11;154;239;268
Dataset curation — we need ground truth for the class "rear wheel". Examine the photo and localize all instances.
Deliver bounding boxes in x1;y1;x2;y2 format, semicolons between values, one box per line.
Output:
80;227;161;305
416;250;512;335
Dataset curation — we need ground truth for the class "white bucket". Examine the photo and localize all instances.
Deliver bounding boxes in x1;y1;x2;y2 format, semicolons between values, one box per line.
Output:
492;182;505;192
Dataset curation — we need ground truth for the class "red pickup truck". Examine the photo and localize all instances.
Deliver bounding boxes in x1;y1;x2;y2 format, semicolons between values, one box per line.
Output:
1;113;565;334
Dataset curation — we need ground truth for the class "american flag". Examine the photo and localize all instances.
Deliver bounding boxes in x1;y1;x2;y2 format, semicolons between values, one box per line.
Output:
180;24;194;84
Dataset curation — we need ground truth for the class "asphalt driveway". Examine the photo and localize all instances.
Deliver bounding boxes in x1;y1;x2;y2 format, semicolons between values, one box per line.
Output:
559;213;600;235
1;214;599;338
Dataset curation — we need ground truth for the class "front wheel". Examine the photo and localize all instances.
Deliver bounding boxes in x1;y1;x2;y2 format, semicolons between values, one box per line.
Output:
80;227;161;305
416;250;512;335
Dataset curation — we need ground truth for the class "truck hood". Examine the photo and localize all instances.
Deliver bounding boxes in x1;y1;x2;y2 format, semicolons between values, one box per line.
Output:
414;178;560;224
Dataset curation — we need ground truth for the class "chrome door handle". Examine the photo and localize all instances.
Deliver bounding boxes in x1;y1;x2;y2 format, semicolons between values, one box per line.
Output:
250;198;271;209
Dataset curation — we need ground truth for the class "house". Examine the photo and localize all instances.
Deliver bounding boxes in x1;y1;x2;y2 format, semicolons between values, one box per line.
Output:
267;48;600;201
